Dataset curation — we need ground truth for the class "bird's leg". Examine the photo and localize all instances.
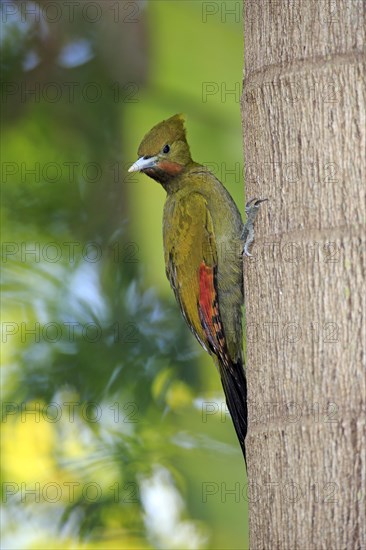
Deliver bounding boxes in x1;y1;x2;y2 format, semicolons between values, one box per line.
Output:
241;198;268;257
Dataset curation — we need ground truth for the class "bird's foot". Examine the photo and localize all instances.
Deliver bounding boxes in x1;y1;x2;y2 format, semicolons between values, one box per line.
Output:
242;198;268;257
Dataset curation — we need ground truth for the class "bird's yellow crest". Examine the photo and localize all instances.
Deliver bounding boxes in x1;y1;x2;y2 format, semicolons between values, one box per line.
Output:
137;114;188;158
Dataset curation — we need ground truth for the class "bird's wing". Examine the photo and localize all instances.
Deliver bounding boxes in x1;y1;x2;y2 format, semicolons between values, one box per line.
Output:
164;192;231;364
164;191;248;461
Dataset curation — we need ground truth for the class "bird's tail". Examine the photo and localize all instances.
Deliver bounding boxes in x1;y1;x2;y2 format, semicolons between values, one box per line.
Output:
217;357;248;465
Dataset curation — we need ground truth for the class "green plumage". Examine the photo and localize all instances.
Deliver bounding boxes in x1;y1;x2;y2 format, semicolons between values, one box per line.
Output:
130;114;248;462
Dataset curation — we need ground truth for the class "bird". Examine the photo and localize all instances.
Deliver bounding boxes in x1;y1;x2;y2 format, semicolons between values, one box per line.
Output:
129;114;266;464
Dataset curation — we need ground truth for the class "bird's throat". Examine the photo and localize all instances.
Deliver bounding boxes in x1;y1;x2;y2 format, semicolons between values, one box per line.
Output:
157;160;184;176
143;161;185;190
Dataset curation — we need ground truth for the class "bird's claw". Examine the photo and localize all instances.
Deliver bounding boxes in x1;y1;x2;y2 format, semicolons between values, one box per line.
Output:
245;197;268;212
242;198;268;258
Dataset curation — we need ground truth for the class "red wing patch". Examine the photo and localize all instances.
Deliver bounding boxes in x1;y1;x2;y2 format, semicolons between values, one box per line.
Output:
198;261;229;366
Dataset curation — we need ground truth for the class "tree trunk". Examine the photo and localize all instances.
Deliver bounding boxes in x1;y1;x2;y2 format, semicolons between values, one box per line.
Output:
241;1;365;548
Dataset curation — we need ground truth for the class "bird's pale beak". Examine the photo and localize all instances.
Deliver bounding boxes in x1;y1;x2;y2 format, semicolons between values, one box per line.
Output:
128;156;158;173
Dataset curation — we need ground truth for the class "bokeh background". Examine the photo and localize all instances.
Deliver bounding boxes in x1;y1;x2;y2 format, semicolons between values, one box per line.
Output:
1;1;248;548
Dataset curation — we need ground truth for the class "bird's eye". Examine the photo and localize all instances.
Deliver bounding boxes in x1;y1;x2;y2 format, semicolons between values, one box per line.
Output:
163;144;170;154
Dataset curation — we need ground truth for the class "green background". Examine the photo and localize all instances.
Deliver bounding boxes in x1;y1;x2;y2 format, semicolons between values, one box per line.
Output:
1;1;248;548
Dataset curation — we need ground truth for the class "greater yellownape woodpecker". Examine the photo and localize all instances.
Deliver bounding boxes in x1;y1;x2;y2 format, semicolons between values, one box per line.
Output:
129;114;266;464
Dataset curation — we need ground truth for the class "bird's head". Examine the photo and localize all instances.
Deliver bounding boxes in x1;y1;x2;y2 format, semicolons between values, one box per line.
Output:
128;114;193;184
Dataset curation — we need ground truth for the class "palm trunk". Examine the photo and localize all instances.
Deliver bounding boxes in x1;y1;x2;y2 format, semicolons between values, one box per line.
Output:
242;1;365;548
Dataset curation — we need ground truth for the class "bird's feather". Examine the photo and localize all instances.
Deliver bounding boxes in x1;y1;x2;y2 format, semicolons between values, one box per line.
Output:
164;192;247;461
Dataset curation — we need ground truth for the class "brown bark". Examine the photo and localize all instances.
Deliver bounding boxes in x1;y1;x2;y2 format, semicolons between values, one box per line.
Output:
241;1;365;548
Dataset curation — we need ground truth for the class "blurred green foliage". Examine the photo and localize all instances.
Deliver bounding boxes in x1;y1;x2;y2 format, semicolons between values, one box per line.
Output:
1;1;248;548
